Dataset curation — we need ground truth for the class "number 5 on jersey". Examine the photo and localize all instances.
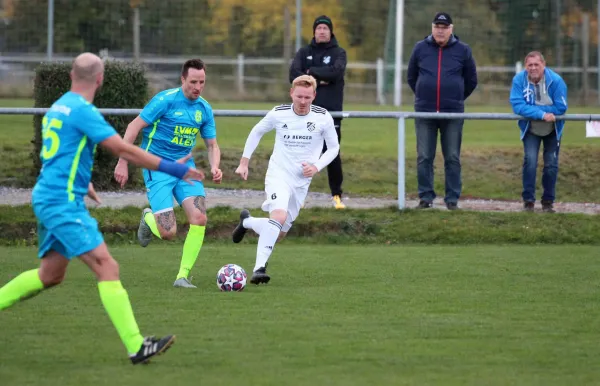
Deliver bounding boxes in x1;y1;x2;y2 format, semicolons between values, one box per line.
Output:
41;117;63;160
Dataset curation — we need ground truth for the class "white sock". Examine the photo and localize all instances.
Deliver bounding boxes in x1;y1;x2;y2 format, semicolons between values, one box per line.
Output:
253;219;282;272
243;217;269;236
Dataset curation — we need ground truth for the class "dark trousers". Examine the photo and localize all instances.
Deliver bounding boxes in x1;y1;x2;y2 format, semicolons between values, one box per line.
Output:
415;118;464;204
522;130;560;203
322;118;343;196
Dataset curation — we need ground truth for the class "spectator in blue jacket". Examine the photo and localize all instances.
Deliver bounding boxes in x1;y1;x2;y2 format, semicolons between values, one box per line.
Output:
509;51;567;213
407;12;478;210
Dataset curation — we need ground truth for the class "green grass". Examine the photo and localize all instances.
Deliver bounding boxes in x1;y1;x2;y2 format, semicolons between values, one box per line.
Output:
1;244;599;385
0;99;36;186
2;98;600;201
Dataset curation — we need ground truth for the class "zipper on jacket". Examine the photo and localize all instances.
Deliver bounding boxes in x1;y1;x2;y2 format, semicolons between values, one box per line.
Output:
436;47;442;112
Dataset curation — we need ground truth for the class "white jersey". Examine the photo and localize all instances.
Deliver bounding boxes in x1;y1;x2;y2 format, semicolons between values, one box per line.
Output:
242;104;340;186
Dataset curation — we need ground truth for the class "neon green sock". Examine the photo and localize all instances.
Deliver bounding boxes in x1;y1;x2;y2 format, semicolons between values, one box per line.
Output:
177;225;206;279
0;269;44;310
144;211;162;239
98;281;145;355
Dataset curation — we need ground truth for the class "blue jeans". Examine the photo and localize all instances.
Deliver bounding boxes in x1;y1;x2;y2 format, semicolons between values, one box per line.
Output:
522;130;560;203
415;118;464;203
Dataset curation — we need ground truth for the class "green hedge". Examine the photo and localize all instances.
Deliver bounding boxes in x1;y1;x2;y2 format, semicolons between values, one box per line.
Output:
32;61;148;189
2;205;600;247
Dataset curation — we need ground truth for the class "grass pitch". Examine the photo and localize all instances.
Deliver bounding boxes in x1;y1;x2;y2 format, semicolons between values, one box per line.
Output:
1;244;599;385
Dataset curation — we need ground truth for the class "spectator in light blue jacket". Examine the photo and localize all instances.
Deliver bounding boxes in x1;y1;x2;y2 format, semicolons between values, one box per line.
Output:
509;51;568;213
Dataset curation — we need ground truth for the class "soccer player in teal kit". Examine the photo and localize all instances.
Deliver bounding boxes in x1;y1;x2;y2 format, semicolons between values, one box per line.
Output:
0;53;205;364
114;59;222;288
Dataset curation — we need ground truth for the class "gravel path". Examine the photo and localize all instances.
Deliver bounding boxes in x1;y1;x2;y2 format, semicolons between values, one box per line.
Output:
1;187;600;214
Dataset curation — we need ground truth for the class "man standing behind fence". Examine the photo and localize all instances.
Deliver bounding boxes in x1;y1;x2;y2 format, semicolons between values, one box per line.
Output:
289;15;347;209
509;51;567;213
407;12;478;210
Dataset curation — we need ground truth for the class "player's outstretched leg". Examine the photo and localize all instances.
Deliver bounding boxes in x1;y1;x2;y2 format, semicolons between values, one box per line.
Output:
232;210;273;242
0;251;67;310
0;269;46;310
173;197;207;288
250;217;283;285
173;223;205;288
80;243;175;363
232;209;251;243
138;208;159;247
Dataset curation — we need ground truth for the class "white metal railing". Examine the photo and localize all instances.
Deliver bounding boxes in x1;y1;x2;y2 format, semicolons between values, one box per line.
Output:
2;107;598;209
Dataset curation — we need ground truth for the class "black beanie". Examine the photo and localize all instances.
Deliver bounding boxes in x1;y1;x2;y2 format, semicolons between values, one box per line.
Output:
313;15;333;34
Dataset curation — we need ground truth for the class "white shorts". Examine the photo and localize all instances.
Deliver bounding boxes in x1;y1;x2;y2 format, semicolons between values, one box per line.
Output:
261;177;308;232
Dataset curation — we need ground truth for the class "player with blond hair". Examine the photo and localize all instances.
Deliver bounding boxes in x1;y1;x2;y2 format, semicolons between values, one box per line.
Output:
232;75;340;284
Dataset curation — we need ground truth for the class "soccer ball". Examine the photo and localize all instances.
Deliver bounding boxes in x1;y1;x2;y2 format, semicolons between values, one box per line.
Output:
216;264;247;292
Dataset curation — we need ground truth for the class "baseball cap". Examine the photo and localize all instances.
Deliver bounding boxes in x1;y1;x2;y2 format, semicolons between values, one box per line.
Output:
432;12;452;25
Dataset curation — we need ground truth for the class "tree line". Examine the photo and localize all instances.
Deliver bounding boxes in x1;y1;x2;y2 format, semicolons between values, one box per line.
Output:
1;0;595;66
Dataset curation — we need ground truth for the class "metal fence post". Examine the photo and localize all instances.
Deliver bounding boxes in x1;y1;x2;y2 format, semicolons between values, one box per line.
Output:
376;58;385;105
237;54;245;94
133;6;141;62
397;114;405;209
47;0;54;61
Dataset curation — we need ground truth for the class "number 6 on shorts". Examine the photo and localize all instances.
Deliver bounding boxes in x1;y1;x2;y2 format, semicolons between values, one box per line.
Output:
261;179;307;233
263;181;292;213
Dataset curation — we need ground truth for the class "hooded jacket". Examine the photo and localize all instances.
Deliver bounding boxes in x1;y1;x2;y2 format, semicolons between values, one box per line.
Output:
407;35;478;112
289;35;347;113
509;68;568;139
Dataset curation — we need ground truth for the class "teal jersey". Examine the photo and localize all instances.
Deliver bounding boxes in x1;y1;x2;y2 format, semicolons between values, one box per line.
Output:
32;92;117;202
139;88;217;161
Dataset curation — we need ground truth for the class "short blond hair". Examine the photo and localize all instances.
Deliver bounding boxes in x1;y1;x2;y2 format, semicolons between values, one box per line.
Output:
292;75;317;91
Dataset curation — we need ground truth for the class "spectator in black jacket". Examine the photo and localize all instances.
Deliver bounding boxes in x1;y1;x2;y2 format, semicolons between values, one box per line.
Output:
290;15;347;209
407;12;478;210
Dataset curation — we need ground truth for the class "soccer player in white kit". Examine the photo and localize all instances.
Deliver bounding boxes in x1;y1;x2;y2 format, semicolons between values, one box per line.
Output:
232;75;340;284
